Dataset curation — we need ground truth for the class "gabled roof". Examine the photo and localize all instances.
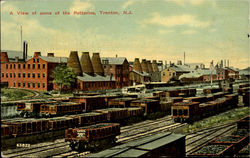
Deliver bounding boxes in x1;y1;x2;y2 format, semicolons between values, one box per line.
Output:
131;70;150;77
226;67;239;72
179;69;216;79
77;72;116;82
168;65;192;72
39;56;68;63
101;57;127;65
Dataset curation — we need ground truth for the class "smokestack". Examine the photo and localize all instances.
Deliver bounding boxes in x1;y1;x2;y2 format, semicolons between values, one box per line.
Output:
141;59;149;73
23;41;26;61
0;52;9;62
221;60;223;68
92;52;104;76
147;60;153;73
25;42;28;59
47;53;54;57
152;60;159;72
80;52;94;76
34;52;41;57
224;59;226;68
133;58;143;73
228;60;229;67
184;52;185;65
67;51;83;76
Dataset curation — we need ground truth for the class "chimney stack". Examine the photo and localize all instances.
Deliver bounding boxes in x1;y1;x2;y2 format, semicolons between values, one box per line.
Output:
23;41;26;61
25;42;28;59
47;53;54;57
92;52;104;76
34;52;41;57
224;59;226;67
147;60;153;73
80;52;94;76
152;60;159;72
141;59;149;73
133;58;143;73
228;60;229;67
67;51;83;76
15;57;19;62
0;52;9;63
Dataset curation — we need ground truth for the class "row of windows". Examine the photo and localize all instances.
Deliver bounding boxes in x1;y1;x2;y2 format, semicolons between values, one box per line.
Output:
5;63;46;69
2;73;46;78
82;82;113;88
13;82;46;88
33;58;40;63
162;72;175;76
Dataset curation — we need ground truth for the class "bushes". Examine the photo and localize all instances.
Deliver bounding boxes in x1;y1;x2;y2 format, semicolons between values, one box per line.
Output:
1;88;34;101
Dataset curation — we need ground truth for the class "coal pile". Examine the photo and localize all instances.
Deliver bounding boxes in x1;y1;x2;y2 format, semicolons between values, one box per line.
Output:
193;145;228;154
216;136;242;142
231;129;249;137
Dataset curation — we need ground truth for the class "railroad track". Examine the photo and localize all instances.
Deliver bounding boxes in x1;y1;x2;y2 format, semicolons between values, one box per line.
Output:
2;115;181;158
185;123;237;155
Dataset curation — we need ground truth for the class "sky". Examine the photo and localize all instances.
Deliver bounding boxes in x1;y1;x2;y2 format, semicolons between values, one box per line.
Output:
1;0;249;69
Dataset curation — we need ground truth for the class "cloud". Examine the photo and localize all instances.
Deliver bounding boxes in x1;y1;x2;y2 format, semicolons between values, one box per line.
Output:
122;0;134;9
170;0;205;6
69;0;94;17
144;13;210;28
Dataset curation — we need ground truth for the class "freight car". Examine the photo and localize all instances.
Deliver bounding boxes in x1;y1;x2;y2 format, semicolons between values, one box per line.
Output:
65;123;120;151
108;97;138;108
94;108;129;122
172;93;238;123
130;99;160;115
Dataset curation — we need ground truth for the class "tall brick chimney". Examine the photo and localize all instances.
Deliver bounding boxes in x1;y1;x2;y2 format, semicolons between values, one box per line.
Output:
67;51;82;76
133;58;142;73
0;52;9;63
80;52;94;76
92;53;104;76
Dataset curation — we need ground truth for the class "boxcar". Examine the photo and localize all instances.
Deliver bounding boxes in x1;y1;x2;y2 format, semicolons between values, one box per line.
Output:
65;123;120;151
130;99;160;115
94;108;129;122
108;97;137;108
77;112;107;126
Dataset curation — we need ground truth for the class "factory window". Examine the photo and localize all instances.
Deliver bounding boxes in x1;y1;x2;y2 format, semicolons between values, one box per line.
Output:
14;64;16;69
23;64;26;69
33;64;35;69
10;64;12;69
18;82;21;87
14;73;16;78
43;83;45;88
38;73;40;78
110;65;112;68
32;83;35;88
173;73;175;76
178;109;183;115
104;65;106;69
169;72;171;76
10;73;12;78
43;73;45;78
18;73;21;78
28;73;30;78
23;82;26;87
18;64;21;69
14;82;16;87
37;83;40;88
6;64;8;69
28;64;30;69
173;109;177;116
37;58;39;62
43;64;45;69
163;72;165;76
32;73;35;78
28;83;30;88
1;73;4;78
33;58;36;62
23;73;25;78
38;64;40;69
184;109;188;116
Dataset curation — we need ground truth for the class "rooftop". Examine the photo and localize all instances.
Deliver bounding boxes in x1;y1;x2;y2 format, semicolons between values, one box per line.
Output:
101;57;127;65
77;72;116;82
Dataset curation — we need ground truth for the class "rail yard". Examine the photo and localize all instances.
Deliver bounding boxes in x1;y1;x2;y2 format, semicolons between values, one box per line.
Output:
1;81;250;157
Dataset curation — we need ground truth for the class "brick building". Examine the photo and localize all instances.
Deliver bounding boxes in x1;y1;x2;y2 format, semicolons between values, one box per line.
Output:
161;65;191;82
129;58;150;85
225;67;239;79
101;57;130;88
179;69;217;83
0;51;67;91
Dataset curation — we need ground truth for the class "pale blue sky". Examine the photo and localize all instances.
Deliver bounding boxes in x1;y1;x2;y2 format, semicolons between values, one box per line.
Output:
1;0;249;68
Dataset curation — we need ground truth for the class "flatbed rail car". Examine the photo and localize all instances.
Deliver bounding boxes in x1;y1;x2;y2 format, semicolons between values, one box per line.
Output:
40;102;83;117
65;123;120;151
17;100;56;117
172;93;238;123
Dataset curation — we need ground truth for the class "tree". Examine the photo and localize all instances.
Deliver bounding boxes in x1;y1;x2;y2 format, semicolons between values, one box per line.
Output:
52;64;77;93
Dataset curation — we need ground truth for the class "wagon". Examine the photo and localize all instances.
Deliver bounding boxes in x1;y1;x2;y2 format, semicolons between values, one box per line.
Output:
65;123;120;151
